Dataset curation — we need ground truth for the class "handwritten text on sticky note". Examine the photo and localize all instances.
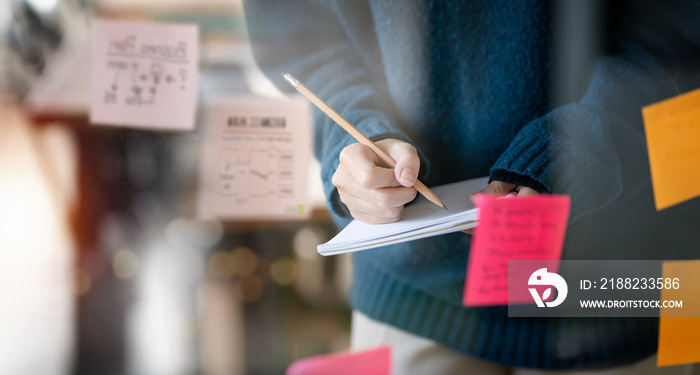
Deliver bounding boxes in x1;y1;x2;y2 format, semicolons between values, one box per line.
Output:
642;88;700;210
90;19;199;130
286;346;391;375
463;195;571;307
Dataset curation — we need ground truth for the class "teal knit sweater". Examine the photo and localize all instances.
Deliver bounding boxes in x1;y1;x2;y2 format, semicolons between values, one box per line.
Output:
244;0;700;369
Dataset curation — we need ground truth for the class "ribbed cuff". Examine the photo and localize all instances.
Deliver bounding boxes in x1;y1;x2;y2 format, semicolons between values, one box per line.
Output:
489;170;550;193
489;106;629;222
488;119;556;194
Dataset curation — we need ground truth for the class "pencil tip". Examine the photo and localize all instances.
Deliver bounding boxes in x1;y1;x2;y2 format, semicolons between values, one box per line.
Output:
443;205;449;211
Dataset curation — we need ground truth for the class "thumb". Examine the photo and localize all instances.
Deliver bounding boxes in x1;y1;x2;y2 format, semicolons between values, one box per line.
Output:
468;180;518;204
480;180;518;195
380;140;420;187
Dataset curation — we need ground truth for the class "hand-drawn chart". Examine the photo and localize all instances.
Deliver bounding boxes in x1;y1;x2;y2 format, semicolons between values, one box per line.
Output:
277;149;295;181
103;47;189;106
198;95;312;221
91;20;198;130
248;150;269;197
216;148;300;199
219;150;237;196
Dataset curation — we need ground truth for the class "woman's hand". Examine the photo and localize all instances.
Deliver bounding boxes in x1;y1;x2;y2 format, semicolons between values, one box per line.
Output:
332;139;420;224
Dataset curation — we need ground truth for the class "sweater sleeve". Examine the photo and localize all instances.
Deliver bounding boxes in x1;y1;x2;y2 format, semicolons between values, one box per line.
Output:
490;0;700;222
243;0;428;227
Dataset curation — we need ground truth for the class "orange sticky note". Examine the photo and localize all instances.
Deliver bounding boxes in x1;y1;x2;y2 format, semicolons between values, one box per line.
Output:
642;88;700;210
286;346;391;375
463;195;570;307
658;260;700;367
658;318;700;367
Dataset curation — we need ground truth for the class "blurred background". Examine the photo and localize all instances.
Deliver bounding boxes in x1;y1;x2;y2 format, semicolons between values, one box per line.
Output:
0;0;352;374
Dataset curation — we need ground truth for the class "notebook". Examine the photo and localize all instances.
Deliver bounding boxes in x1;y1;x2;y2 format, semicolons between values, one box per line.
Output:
317;177;489;255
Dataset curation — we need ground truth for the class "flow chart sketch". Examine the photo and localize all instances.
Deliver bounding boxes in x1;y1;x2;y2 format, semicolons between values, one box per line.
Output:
90;19;199;130
198;95;312;221
248;149;269;198
219;150;237;196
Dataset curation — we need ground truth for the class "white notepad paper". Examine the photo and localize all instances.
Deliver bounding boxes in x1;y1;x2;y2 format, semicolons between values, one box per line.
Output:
318;177;489;255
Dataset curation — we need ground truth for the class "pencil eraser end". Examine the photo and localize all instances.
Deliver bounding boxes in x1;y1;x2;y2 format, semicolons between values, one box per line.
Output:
282;72;299;88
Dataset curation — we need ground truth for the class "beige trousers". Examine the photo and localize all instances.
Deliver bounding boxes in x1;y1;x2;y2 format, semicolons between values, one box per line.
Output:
351;311;700;375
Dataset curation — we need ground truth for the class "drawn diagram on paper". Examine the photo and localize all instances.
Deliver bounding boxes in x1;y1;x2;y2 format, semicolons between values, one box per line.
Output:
249;149;269;197
198;96;312;221
219;150;237;196
102;47;189;106
91;20;198;130
216;148;299;199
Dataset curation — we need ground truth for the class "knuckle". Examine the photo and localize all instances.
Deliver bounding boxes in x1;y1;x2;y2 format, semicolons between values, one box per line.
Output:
407;188;418;201
481;184;499;194
373;215;395;224
395;144;417;161
337;190;349;205
349;209;367;222
331;171;341;188
368;217;387;224
338;148;348;164
357;171;375;189
339;144;358;164
347;142;364;155
375;192;394;207
383;206;402;219
397;143;417;155
394;188;417;206
354;212;383;224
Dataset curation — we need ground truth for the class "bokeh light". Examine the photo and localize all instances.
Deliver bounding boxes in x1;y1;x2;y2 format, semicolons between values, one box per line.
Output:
230;246;258;277
112;248;140;279
166;218;223;248
293;227;323;260
233;275;264;303
270;257;298;286
255;256;271;284
208;251;236;281
75;268;92;296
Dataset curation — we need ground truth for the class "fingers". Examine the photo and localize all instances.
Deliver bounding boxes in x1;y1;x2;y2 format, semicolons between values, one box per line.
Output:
334;164;418;209
334;168;417;223
337;187;415;224
468;181;517;205
339;143;401;189
479;180;518;195
376;139;420;187
334;140;420;223
462;181;541;234
515;186;539;197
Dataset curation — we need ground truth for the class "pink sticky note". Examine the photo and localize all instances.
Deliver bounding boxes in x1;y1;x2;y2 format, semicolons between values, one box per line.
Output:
286;346;391;375
463;194;571;307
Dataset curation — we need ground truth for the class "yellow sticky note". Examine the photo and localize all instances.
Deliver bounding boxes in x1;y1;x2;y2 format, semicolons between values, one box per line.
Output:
642;88;700;210
658;260;700;367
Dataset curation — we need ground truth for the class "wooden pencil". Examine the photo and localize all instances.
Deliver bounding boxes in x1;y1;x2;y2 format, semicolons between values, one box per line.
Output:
282;72;447;210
